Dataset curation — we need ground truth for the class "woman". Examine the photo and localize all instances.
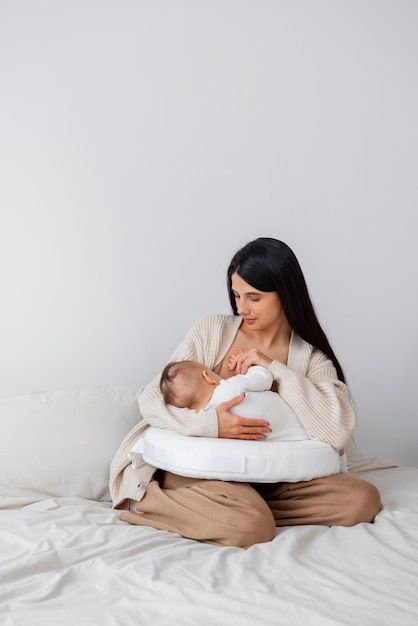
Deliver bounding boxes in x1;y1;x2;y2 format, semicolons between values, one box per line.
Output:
110;238;381;547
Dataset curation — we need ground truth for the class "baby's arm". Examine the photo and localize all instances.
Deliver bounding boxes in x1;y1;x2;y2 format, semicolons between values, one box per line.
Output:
227;366;273;393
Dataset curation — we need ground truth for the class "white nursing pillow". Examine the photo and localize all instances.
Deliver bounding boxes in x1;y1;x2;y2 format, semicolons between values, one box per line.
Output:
129;427;341;483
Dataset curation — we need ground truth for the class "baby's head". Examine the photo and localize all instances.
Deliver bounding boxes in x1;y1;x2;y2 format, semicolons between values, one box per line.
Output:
160;360;218;409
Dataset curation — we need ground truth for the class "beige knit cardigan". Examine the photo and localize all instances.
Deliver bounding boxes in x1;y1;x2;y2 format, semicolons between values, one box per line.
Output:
109;314;355;509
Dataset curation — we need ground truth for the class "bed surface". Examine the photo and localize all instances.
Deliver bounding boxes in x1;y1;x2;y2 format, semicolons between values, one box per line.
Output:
1;386;416;625
2;465;418;626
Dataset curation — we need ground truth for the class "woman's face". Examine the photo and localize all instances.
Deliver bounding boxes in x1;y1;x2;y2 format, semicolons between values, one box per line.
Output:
230;273;286;331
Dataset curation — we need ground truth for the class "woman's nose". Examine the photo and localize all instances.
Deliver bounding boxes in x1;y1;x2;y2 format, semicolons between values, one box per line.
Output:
237;300;249;315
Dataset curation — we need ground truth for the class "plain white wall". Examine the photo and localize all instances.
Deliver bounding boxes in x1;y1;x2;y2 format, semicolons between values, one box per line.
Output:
1;1;417;467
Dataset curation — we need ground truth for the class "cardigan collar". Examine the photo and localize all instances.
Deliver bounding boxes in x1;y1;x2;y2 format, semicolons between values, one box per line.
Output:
222;315;313;375
288;331;313;375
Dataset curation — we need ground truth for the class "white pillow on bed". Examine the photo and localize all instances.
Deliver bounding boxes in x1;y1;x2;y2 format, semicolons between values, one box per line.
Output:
0;386;142;507
129;427;343;483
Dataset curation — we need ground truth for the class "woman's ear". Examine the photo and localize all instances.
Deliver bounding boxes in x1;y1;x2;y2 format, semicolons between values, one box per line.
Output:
202;370;219;386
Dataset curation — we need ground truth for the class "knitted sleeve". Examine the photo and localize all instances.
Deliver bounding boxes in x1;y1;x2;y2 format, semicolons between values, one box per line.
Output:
137;315;230;438
268;350;355;449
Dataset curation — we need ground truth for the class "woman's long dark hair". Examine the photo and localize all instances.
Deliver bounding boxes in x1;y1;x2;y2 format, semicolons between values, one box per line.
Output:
227;238;346;383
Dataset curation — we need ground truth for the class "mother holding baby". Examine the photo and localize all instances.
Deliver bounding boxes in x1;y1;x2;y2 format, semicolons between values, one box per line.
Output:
110;237;381;547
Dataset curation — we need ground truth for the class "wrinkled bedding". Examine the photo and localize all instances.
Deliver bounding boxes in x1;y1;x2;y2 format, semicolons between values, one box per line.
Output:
1;465;418;626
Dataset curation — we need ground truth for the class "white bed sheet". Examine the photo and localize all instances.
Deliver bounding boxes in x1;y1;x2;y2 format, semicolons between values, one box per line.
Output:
1;465;417;626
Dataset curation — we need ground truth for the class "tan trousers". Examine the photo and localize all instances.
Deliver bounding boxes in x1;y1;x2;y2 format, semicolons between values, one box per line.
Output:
119;470;381;548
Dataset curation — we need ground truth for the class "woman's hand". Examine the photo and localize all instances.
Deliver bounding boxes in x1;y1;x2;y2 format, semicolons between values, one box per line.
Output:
216;394;271;440
228;348;273;375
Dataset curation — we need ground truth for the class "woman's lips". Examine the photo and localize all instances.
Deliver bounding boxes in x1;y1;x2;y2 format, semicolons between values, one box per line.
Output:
243;318;256;325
